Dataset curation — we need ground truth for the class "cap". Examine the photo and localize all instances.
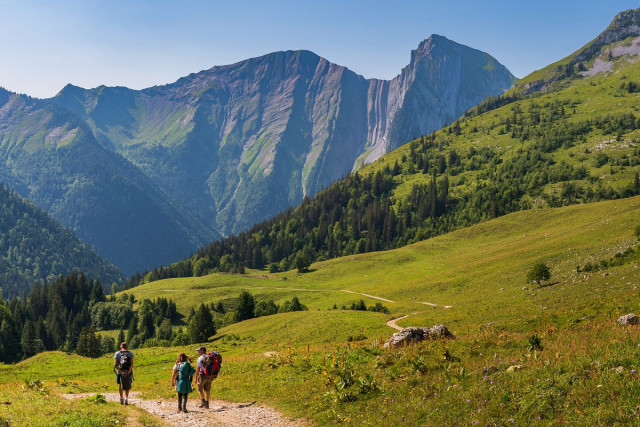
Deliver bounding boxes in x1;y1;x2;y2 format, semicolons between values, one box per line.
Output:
196;346;206;351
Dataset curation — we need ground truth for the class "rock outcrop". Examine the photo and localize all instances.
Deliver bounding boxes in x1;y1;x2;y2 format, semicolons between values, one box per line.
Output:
384;325;454;348
617;313;639;325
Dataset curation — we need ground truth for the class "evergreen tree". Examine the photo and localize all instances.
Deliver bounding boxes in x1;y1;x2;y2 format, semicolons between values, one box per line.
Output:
188;304;216;343
90;280;106;303
126;317;138;343
215;301;225;314
76;326;102;358
234;291;255;322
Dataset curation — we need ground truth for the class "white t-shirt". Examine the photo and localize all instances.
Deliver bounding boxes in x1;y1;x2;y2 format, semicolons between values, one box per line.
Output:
197;354;206;371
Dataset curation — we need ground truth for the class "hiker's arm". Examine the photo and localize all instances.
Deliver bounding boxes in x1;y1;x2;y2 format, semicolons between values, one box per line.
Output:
128;357;133;375
195;366;200;382
171;369;177;387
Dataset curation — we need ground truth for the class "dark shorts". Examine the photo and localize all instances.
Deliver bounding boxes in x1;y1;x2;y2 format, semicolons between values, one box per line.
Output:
116;372;132;391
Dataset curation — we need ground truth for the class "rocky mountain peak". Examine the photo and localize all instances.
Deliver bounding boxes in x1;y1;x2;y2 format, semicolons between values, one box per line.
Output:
574;8;640;63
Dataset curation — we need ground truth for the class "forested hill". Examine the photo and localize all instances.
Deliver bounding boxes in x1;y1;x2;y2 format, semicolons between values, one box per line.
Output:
0;184;123;298
135;8;640;285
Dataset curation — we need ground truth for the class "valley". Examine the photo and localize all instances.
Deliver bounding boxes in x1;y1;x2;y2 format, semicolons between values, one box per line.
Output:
2;5;640;427
2;195;640;425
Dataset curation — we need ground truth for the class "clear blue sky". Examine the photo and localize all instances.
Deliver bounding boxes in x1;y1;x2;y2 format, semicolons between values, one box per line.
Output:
1;0;639;98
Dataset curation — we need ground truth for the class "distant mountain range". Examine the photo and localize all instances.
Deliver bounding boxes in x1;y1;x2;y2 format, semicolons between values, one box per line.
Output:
0;35;514;274
0;183;122;298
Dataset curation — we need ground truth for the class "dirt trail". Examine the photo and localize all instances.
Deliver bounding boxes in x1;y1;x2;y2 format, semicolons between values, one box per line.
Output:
62;392;306;427
386;315;410;330
418;302;453;309
341;290;394;303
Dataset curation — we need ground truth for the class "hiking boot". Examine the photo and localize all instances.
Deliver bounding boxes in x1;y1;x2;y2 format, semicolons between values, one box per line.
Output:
120;398;124;405
177;407;182;413
205;400;209;409
124;399;128;405
198;399;206;408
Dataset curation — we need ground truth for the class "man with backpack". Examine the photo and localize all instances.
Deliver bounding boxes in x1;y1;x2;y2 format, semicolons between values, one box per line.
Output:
194;345;222;409
113;342;134;405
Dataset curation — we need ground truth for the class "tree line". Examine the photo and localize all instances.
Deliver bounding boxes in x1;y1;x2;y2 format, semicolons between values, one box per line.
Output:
0;272;310;362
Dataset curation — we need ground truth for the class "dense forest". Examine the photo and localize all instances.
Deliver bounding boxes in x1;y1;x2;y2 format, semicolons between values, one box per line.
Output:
0;184;124;298
134;97;640;284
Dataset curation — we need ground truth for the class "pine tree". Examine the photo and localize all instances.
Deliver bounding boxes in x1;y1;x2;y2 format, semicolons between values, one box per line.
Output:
188;304;215;343
126;317;138;343
234;291;255;322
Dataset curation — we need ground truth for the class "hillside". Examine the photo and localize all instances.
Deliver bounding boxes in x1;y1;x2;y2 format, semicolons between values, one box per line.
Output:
0;183;123;298
2;195;640;425
0;90;219;274
147;8;640;283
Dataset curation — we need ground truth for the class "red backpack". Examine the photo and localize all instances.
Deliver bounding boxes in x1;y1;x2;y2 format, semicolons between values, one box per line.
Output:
202;351;222;377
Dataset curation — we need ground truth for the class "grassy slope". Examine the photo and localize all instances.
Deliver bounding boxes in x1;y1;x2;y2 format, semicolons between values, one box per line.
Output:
364;48;640;207
4;196;639;425
131;196;640;336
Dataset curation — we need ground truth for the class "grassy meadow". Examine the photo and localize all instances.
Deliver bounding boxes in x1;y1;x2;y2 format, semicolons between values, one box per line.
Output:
2;195;640;425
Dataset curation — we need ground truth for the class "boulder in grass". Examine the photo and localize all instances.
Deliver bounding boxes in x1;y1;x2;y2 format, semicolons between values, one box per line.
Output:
617;313;639;325
384;325;454;348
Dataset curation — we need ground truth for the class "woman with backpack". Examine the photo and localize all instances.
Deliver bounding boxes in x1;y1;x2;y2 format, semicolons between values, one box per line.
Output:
171;352;196;413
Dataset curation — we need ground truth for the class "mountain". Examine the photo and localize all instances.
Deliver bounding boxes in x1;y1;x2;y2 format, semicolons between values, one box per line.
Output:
50;36;515;236
0;91;219;274
0;183;123;298
146;8;640;282
517;8;640;94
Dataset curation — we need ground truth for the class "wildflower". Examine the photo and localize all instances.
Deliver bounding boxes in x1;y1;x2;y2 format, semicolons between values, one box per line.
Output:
508;419;515;423
632;369;637;374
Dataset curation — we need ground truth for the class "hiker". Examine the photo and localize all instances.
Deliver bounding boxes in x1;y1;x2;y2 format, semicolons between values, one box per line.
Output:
113;342;134;405
195;345;222;409
171;352;196;413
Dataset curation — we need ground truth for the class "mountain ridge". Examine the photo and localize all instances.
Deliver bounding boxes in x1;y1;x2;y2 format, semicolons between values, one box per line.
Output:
49;35;515;236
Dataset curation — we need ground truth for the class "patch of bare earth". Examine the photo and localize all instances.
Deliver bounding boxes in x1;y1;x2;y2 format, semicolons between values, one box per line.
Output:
62;392;308;427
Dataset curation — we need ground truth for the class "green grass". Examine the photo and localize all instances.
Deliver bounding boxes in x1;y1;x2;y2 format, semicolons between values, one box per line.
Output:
3;196;640;424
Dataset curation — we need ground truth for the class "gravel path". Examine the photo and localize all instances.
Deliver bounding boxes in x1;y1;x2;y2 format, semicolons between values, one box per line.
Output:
63;392;307;427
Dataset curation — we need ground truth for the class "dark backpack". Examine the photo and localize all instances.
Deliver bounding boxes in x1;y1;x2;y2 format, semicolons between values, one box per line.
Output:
117;351;132;372
202;351;222;377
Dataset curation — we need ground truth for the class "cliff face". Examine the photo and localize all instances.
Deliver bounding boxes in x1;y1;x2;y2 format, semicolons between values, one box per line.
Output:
0;36;513;274
53;35;514;236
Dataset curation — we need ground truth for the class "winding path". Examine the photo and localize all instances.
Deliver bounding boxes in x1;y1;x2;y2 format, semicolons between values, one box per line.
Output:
63;392;306;427
386;315;411;331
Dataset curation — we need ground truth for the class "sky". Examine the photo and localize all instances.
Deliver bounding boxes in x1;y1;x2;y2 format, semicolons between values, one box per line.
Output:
1;1;639;99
